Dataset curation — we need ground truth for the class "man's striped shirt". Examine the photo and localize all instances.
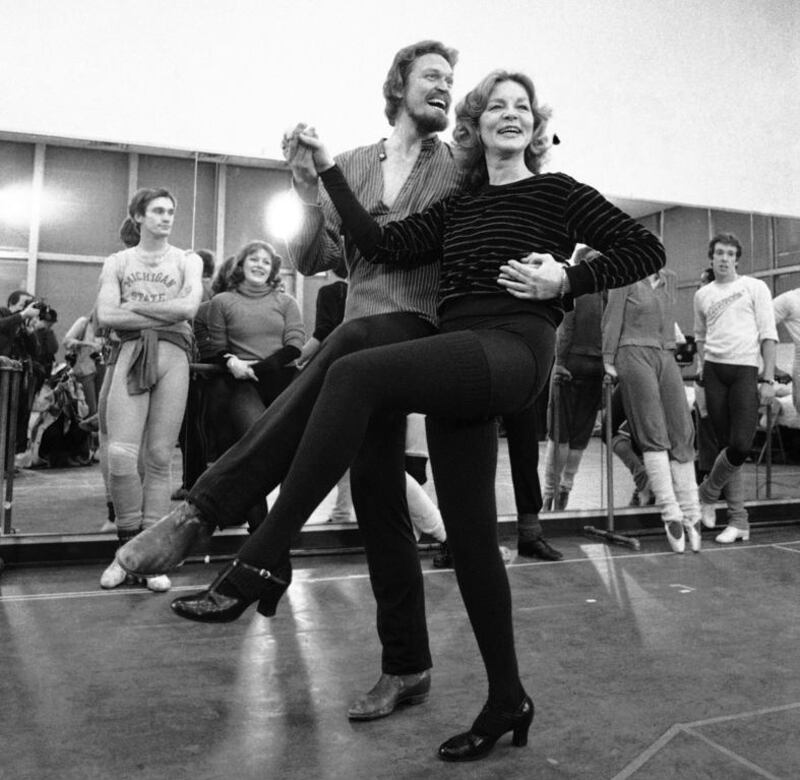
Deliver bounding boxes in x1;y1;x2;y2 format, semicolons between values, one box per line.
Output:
289;136;463;325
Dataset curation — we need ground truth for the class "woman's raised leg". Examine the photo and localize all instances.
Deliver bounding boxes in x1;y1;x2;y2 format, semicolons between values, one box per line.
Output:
171;328;539;621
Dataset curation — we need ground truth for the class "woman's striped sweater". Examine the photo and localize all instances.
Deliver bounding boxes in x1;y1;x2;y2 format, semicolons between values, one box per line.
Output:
320;166;665;322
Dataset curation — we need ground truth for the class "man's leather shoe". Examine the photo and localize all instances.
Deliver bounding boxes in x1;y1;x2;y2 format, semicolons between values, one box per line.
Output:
347;670;431;720
117;501;214;576
517;536;563;561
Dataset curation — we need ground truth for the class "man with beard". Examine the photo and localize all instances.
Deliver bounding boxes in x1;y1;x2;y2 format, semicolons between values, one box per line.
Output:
121;40;461;719
281;41;460;719
123;39;563;714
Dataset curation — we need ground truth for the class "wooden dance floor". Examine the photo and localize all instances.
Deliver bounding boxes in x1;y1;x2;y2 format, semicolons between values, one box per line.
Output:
2;524;800;779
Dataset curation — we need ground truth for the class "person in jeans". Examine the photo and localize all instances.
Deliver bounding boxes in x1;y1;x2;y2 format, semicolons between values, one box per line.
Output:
694;232;777;543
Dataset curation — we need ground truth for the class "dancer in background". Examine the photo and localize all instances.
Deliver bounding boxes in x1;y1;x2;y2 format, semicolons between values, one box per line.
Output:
97;187;202;592
603;268;701;552
694;232;776;543
772;283;800;414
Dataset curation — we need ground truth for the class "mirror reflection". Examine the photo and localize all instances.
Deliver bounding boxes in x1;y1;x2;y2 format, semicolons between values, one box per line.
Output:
0;131;799;538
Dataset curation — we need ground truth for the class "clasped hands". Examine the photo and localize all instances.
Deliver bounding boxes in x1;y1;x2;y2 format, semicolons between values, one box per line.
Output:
281;123;334;203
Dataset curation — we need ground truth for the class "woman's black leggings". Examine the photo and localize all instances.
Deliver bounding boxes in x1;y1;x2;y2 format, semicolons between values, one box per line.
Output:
238;324;554;710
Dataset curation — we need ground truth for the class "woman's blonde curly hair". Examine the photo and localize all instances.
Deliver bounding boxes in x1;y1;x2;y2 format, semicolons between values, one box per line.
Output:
453;70;552;191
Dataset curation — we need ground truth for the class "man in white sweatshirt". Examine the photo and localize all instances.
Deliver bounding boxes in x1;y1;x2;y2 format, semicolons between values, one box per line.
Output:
694;232;777;543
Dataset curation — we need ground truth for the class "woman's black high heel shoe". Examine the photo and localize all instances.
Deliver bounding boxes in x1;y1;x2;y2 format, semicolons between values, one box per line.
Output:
170;558;291;623
438;695;534;762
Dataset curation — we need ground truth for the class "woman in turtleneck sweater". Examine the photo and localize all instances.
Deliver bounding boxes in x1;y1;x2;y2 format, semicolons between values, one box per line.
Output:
204;240;304;530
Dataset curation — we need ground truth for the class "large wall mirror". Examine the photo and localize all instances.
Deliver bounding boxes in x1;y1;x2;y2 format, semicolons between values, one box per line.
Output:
1;131;799;545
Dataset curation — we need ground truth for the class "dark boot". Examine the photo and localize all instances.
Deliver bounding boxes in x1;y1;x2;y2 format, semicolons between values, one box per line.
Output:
171;557;292;623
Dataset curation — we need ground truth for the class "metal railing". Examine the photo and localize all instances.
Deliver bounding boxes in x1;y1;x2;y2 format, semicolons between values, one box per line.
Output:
0;358;24;537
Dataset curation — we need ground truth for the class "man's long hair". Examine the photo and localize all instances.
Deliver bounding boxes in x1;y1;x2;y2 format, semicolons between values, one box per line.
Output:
382;40;458;126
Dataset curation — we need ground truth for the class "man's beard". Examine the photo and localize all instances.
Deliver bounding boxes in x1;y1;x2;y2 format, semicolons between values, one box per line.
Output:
408;105;449;134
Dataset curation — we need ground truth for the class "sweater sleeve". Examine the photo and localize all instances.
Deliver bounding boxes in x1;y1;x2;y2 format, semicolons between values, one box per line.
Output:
279;295;306;351
205;295;230;360
562;179;666;297
313;283;346;342
0;311;24;337
753;280;778;343
319;165;446;267
192;301;216;362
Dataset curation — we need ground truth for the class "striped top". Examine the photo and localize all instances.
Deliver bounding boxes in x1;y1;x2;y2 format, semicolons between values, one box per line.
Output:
289;137;464;325
319;169;665;326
